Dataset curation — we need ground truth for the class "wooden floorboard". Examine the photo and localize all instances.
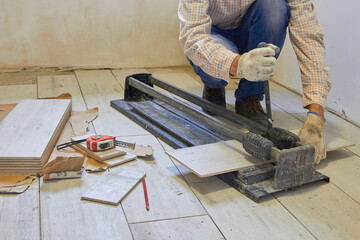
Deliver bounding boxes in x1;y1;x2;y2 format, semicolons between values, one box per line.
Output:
130;215;225;240
75;70;210;226
40;174;133;240
0;189;40;239
274;181;360;240
0;84;37;104
0;68;359;239
38;74;87;111
75;70;149;136
316;149;360;203
37;73;134;239
190;179;316;240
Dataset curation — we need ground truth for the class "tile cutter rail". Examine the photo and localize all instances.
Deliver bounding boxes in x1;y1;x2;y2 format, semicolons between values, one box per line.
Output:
110;73;329;202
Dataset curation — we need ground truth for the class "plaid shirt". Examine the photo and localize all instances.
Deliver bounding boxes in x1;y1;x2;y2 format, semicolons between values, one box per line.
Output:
179;0;331;107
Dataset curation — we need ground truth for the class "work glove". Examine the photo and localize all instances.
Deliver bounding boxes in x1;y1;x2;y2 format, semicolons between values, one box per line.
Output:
236;44;277;81
297;113;326;164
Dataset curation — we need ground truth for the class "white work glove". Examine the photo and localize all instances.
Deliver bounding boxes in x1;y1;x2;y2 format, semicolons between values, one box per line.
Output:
236;45;277;81
297;113;326;164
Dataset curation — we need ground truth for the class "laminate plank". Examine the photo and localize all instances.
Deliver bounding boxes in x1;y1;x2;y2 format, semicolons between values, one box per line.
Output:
0;99;71;174
166;140;272;177
0;189;40;239
0;84;37;104
146;68;209;112
37;74;87;111
130;215;225;240
0;99;71;161
147;67;203;96
0;70;72;86
190;179;315;240
268;81;307;114
316;149;360;202
111;68;149;89
274;182;360;240
75;70;149;136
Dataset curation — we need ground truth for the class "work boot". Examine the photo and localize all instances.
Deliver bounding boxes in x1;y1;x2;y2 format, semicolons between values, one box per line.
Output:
202;86;226;115
235;96;267;126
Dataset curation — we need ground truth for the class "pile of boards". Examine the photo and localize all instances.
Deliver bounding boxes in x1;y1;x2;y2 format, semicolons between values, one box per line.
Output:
0;99;71;174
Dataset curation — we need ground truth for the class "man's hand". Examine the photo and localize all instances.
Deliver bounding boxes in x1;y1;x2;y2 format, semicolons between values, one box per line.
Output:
236;45;277;81
297;113;326;164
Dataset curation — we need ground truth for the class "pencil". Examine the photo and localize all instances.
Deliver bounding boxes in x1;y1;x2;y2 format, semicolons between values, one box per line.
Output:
142;178;149;211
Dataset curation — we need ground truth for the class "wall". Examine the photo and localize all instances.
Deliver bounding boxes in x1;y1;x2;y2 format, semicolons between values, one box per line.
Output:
1;1;359;125
275;0;360;125
0;0;188;69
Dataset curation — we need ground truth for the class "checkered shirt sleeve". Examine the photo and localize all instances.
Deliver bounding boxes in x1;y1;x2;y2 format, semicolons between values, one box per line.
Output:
287;0;331;108
178;0;239;82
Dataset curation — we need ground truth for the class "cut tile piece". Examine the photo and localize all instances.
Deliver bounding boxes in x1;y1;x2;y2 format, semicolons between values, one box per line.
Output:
166;140;272;177
289;129;355;152
81;170;145;205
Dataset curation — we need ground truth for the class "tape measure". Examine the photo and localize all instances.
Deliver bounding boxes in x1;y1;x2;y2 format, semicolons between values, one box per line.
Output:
57;134;136;152
86;135;116;151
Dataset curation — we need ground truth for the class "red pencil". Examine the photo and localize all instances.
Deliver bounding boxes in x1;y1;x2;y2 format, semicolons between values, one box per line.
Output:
142;178;149;211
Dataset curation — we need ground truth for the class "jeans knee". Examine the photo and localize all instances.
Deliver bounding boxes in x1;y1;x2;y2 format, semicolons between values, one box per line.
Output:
252;0;290;31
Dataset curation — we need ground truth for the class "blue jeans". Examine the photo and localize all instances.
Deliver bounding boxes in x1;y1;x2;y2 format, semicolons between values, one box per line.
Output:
189;0;290;101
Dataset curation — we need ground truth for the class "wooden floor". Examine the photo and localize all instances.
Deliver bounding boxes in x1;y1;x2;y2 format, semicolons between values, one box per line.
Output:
0;67;359;240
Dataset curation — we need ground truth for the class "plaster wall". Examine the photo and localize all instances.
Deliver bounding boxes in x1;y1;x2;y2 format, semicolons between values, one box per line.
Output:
275;0;360;125
0;0;188;69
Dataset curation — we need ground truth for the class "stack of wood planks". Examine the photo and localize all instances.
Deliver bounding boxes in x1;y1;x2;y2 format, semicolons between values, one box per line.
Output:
0;99;71;174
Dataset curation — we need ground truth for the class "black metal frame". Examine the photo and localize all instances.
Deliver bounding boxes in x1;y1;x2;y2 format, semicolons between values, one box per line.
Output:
111;73;330;202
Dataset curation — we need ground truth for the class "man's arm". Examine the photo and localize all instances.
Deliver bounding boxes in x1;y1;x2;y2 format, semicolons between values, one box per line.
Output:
286;0;332;111
286;0;331;163
178;0;238;82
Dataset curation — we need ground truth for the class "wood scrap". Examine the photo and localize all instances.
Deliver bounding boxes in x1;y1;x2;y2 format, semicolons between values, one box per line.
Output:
69;108;98;136
81;170;145;205
40;92;72;100
42;156;84;175
119;145;154;157
0;175;36;193
83;157;108;173
83;152;137;173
